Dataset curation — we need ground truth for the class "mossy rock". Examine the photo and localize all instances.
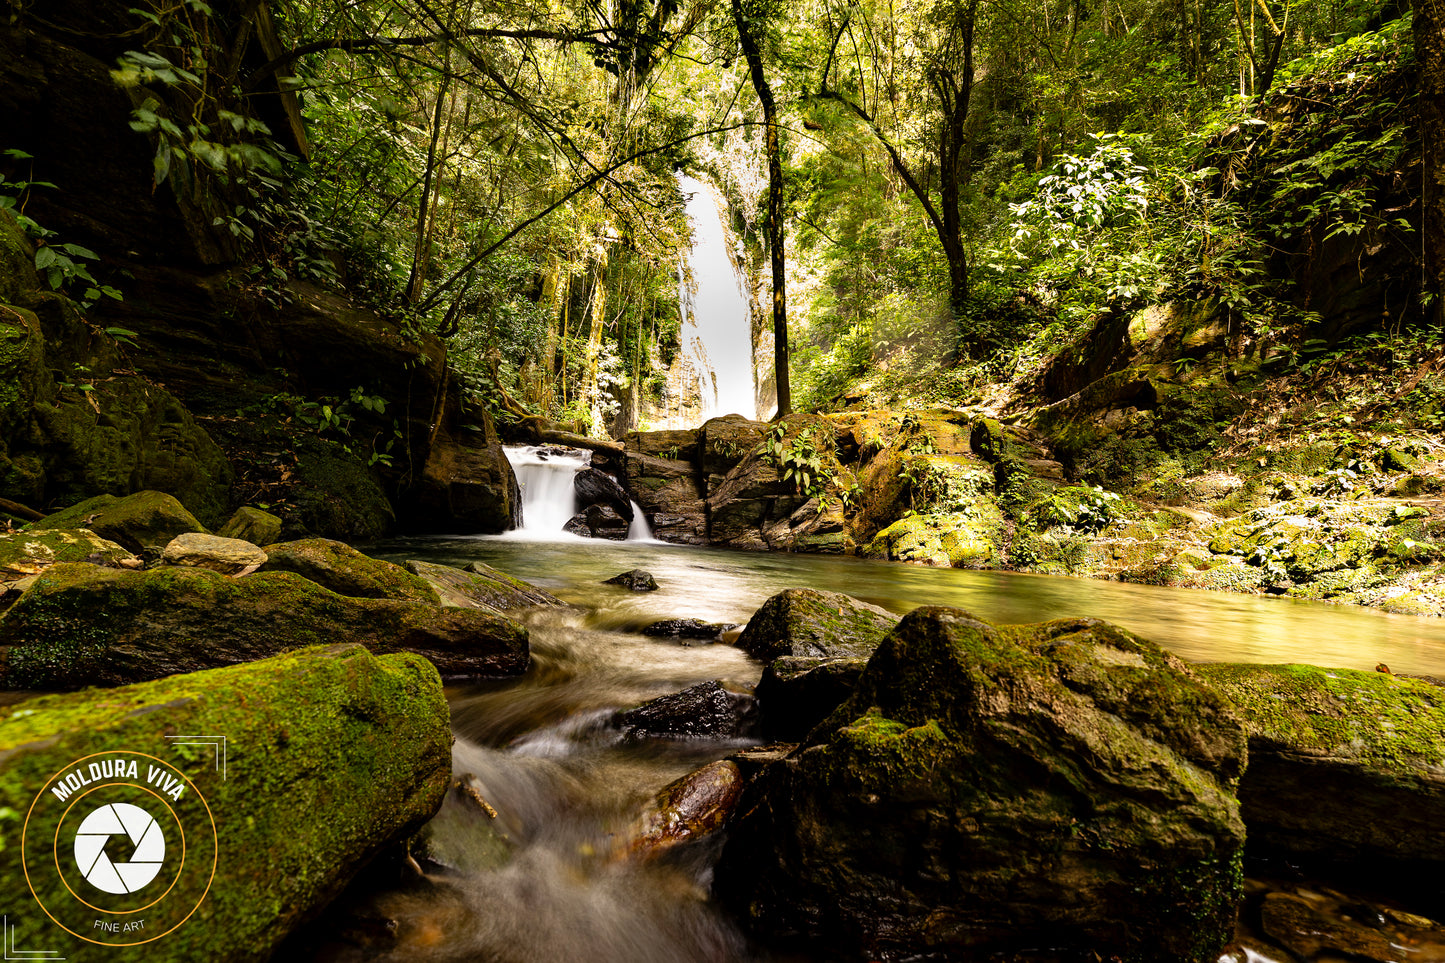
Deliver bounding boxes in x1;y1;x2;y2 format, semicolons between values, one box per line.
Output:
0;209;39;305
263;538;439;604
0;562;527;689
1196;663;1445;906
29;491;206;553
0;528;137;576
864;508;1008;569
284;443;396;541
736;588;899;662
717;608;1247;963
0;643;451;961
216;506;283;547
404;559;563;611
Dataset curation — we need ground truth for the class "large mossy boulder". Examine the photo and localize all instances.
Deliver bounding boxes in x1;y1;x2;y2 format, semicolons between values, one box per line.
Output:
736;588;899;662
216;505;283;546
404;559;563;611
29;490;206;553
716;608;1248;963
0;562;528;689
262;537;439;604
0;527;137;577
1196;663;1445;905
0;643;451;962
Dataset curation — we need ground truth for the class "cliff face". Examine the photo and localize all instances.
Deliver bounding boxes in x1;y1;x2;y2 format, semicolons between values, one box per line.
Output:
0;4;518;535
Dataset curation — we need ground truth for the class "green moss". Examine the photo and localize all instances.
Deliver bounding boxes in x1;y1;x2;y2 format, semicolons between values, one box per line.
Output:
0;644;451;962
1196;663;1445;774
264;538;440;604
29;490;207;551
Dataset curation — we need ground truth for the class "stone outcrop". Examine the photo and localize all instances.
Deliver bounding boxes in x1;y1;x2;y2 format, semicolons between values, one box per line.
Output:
262;538;440;604
0;562;529;688
404;559;564;611
0;643;451;963
716;607;1248;963
1197;662;1445;906
736;588;899;662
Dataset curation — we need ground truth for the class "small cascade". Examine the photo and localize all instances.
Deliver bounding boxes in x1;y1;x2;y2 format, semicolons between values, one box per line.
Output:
505;445;655;542
504;446;587;535
625;500;654;541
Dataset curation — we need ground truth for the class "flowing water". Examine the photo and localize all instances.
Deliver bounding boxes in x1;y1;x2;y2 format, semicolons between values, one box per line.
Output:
297;534;1445;962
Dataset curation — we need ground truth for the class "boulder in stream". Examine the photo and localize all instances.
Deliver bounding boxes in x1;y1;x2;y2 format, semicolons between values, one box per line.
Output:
736;587;898;661
1196;662;1445;906
216;505;283;546
160;531;268;574
574;467;633;521
754;655;868;740
603;568;658;591
716;607;1248;963
563;504;630;540
263;537;440;604
29;490;206;552
0;527;138;578
616;681;757;739
640;618;738;642
405;559;564;611
0;643;451;962
0;562;529;688
623;760;745;860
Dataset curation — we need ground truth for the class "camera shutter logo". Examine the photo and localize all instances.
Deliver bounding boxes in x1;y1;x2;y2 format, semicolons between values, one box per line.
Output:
72;802;166;895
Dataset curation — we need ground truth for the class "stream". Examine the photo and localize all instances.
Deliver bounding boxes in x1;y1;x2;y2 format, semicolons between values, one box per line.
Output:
296;534;1445;962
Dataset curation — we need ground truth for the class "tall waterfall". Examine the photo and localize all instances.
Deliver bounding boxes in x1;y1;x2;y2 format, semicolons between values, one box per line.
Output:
504;446;652;541
678;175;756;421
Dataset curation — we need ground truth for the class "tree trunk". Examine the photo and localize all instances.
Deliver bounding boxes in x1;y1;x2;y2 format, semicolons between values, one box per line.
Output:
406;68;451;304
732;0;790;417
1420;0;1445;324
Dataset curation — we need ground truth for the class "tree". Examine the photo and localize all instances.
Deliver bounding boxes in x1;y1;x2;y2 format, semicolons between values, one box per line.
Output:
731;0;791;416
1419;0;1445;324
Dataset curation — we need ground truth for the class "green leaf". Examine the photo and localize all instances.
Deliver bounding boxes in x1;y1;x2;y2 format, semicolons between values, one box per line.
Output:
33;246;57;268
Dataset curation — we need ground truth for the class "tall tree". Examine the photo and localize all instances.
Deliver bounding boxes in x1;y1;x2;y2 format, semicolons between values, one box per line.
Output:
731;0;791;416
1420;0;1445;324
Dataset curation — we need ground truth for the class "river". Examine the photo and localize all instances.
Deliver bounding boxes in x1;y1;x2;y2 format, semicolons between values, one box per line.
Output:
288;534;1445;962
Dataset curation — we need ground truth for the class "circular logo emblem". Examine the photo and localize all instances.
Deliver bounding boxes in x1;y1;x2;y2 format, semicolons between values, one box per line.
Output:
73;802;166;895
22;751;217;946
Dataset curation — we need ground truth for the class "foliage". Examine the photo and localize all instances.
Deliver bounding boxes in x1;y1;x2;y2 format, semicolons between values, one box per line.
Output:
761;422;837;504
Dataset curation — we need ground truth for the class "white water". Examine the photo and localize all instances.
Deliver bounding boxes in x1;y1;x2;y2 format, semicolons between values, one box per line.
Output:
678;175;756;421
505;445;654;542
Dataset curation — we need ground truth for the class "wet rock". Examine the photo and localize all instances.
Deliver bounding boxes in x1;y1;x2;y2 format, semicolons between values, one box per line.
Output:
563;504;630;540
1259;892;1398;962
624;760;745;859
0;643;451;962
603;568;658;591
716;607;1248;963
616;681;757;739
216;505;283;546
1196;662;1445;906
640;618;737;642
0;528;137;579
624;427;701;462
622;451;707;544
405;409;522;534
574;467;633;521
736;587;898;661
755;656;867;741
264;537;439;604
29;490;206;553
161;531;268;574
405;559;563;611
0;562;529;688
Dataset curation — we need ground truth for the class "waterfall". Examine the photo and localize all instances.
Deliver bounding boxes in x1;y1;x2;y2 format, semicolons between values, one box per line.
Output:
504;446;654;541
678;174;756;421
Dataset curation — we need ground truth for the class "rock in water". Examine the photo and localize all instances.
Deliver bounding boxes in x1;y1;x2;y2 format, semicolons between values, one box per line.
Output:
603;568;658;591
736;587;899;661
573;467;634;521
624;760;745;860
754;655;867;740
715;607;1247;963
406;559;564;611
1196;662;1445;907
29;490;206;553
263;538;439;604
0;643;451;962
616;681;757;739
640;618;738;642
160;532;268;574
0;563;528;689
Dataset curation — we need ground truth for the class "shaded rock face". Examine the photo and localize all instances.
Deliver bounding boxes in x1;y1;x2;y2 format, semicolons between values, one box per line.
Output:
616;681;757;740
574;467;633;521
160;531;267;574
603;569;658;591
0;643;452;963
754;656;867;741
29;490;206;553
263;538;439;604
716;607;1248;963
404;409;522;534
622;450;707;544
564;504;630;540
736;588;899;662
0;562;529;688
1196;663;1445;907
404;559;564;611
